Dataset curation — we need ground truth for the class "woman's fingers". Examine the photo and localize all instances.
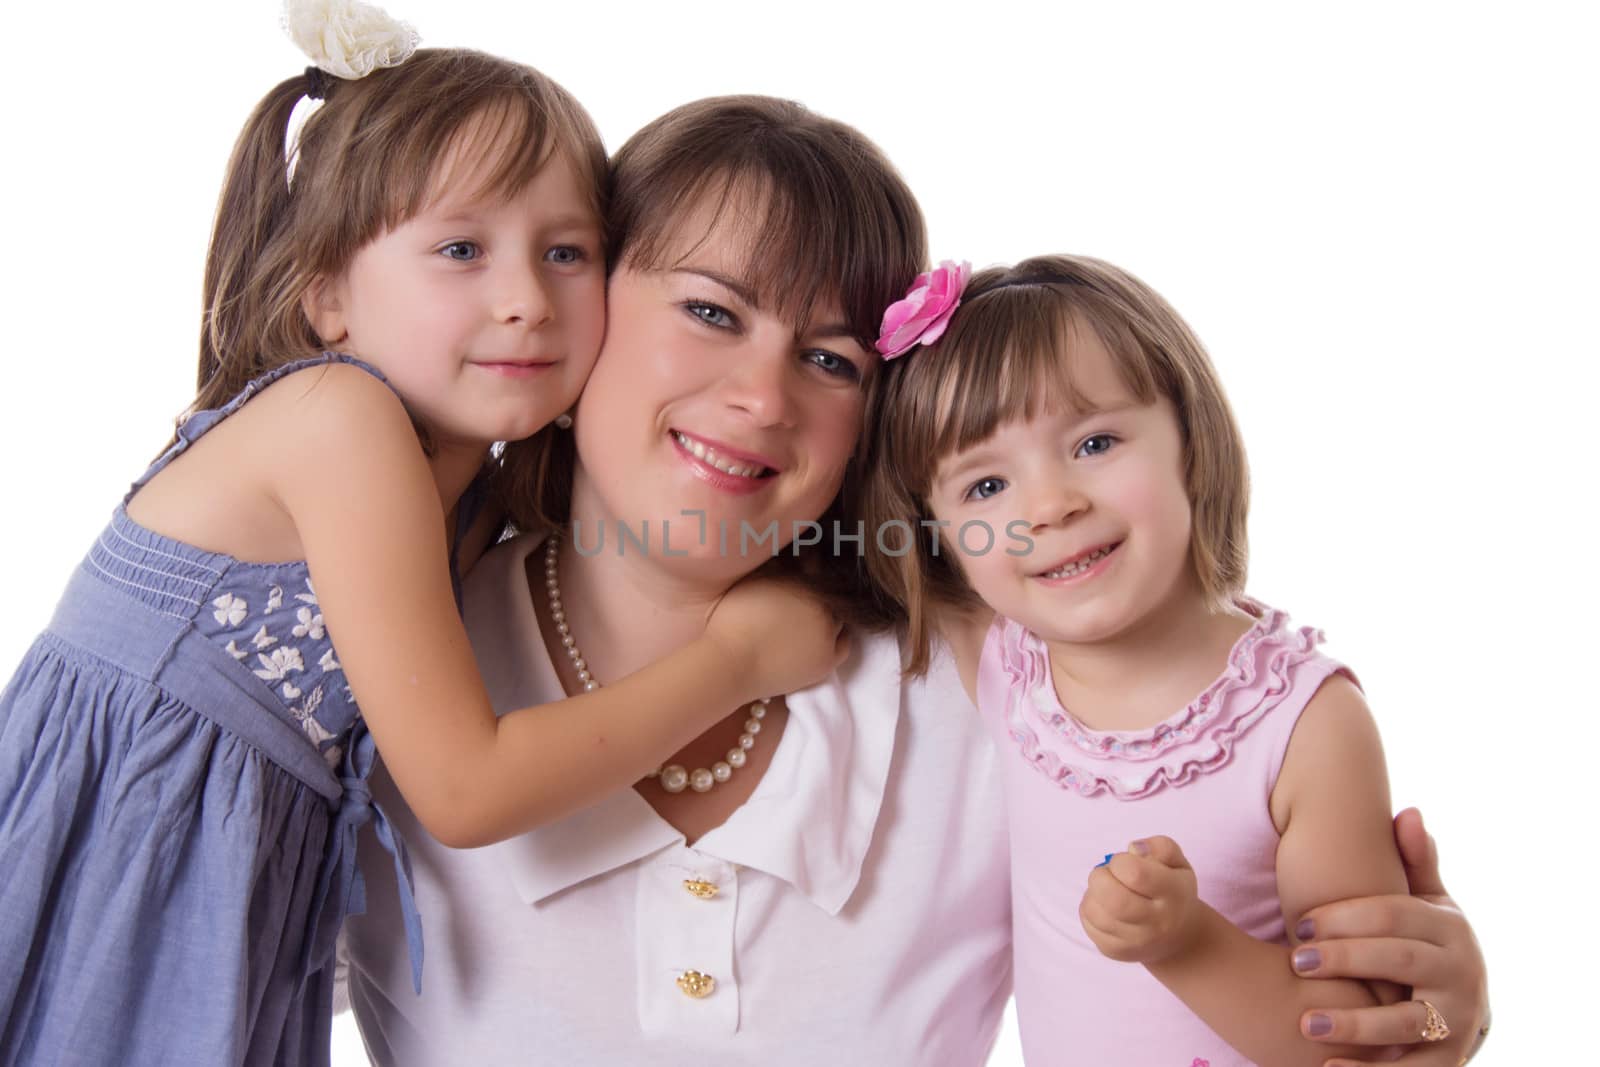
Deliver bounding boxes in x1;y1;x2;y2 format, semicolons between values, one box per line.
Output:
1301;998;1442;1048
1392;807;1448;899
1293;935;1450;988
1299;894;1453;947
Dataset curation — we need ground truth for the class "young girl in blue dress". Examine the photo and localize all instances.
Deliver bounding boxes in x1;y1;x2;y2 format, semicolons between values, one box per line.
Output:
0;10;841;1065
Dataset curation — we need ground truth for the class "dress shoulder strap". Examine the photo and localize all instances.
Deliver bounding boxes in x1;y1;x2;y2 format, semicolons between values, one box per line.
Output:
127;353;390;500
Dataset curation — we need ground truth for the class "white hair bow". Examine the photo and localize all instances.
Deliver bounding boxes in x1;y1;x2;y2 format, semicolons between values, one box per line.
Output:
282;0;419;81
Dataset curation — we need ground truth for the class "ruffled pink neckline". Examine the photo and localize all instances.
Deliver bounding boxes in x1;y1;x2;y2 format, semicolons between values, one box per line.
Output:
994;599;1328;799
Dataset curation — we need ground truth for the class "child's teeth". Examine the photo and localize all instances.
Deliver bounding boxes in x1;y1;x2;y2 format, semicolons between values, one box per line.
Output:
1041;546;1111;578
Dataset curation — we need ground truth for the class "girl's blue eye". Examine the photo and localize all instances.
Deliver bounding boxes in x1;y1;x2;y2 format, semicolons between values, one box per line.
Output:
440;240;481;262
546;245;584;265
1076;433;1117;458
684;301;735;329
966;476;1007;501
806;349;861;383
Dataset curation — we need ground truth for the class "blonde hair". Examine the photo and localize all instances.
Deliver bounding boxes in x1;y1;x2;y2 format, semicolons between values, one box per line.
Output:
493;97;928;626
856;254;1251;673
192;49;606;451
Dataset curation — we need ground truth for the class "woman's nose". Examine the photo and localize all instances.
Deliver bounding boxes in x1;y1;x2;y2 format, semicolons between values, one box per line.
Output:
721;346;795;427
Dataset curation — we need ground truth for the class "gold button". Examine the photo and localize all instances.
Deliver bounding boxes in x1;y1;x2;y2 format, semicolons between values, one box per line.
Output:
677;970;715;998
683;878;718;900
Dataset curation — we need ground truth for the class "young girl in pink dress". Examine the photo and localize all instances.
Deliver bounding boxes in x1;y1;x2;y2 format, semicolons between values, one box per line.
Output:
858;255;1469;1066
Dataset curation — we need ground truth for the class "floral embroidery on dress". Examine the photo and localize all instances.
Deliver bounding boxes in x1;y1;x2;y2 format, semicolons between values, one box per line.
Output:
198;570;356;767
292;606;324;640
252;646;304;683
212;593;247;627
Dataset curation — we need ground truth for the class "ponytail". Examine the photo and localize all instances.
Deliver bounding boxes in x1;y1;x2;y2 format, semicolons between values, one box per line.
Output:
194;74;318;410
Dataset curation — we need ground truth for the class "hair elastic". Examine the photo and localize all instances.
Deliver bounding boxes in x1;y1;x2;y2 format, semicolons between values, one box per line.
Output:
303;65;333;101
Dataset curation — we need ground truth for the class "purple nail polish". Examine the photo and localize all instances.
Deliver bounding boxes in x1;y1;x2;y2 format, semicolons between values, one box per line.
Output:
1292;947;1322;972
1130;839;1150;856
1306;1013;1333;1037
1295;918;1315;941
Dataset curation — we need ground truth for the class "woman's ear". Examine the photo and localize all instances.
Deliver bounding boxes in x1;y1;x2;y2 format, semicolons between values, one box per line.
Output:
301;275;349;346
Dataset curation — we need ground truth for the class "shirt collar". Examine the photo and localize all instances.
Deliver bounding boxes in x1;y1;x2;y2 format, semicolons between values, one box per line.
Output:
464;534;902;916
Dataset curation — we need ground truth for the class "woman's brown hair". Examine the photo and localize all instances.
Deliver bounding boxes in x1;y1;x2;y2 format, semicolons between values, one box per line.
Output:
493;95;927;621
192;48;605;449
856;254;1252;673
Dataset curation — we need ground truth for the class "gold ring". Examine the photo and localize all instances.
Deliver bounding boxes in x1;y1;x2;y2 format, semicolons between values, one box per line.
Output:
1418;998;1451;1042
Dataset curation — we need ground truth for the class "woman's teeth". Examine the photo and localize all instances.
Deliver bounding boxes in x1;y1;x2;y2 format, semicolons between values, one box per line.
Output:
672;431;769;478
1039;545;1114;579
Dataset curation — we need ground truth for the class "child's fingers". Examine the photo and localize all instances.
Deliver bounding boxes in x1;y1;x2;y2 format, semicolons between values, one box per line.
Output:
1085;866;1156;924
1130;834;1190;871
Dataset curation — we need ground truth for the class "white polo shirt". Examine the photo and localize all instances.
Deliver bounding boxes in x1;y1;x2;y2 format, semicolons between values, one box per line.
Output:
342;535;1012;1065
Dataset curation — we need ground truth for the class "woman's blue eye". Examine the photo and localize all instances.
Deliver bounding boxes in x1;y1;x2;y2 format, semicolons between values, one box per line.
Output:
966;477;1007;501
806;349;861;382
546;245;584;265
684;302;735;329
1076;433;1116;458
440;240;480;262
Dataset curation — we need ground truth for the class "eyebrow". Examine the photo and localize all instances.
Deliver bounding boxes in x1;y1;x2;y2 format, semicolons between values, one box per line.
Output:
674;267;760;308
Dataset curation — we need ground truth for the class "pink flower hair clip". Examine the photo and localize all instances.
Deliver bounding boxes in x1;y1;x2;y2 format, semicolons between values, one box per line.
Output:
875;259;971;360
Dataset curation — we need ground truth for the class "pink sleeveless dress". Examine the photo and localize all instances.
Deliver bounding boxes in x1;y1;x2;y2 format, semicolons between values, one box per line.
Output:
976;600;1351;1067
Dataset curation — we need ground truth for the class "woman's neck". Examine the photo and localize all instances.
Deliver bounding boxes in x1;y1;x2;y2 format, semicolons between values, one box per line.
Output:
1044;579;1253;732
541;479;731;686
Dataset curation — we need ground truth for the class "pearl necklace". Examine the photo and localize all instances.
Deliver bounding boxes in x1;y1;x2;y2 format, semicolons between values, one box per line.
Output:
543;535;769;794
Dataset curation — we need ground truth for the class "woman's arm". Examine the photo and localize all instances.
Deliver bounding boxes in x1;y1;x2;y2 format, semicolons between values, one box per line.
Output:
1080;677;1408;1067
276;366;842;847
1291;807;1491;1066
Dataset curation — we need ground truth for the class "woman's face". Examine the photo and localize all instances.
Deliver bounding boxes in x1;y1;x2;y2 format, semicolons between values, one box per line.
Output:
571;197;873;585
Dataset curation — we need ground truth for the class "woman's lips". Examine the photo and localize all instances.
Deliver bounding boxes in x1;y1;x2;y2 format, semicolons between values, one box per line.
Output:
670;430;778;496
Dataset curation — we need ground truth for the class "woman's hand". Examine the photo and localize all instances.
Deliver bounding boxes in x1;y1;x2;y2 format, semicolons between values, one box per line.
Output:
1291;808;1490;1066
1080;836;1204;965
706;577;848;700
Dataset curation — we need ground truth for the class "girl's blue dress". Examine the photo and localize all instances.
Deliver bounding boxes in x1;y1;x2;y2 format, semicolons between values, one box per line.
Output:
0;355;423;1066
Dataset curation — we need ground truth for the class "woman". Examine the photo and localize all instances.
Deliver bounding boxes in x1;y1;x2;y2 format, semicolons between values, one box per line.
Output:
341;96;1489;1064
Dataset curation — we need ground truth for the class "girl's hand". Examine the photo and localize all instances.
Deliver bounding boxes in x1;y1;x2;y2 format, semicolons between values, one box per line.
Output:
1079;835;1204;965
705;577;848;700
1291;808;1490;1066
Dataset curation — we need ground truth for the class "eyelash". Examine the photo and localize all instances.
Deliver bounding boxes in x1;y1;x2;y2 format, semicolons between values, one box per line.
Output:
436;242;592;264
680;300;861;383
1076;432;1118;458
963;476;1007;502
958;433;1119;501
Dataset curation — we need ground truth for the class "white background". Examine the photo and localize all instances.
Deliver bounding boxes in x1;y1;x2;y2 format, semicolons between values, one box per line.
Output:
2;1;1594;1063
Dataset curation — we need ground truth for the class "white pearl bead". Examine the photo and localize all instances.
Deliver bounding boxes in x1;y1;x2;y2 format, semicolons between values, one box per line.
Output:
577;670;591;684
573;658;586;672
562;635;575;649
689;768;714;792
566;646;581;660
738;733;755;750
551;609;565;623
545;577;558;590
750;704;766;720
744;718;762;735
726;748;746;768
712;762;732;783
556;621;569;635
583;680;600;691
660;765;688;793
